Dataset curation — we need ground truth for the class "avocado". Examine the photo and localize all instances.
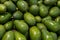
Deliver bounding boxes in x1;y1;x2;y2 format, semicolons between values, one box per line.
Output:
39;5;48;17
35;16;41;23
42;29;53;40
44;0;57;5
14;31;27;40
4;21;13;30
24;12;36;26
13;11;23;20
49;7;60;17
29;5;39;15
43;20;60;32
4;1;16;12
30;26;41;40
0;25;5;39
0;4;6;13
0;12;11;24
50;32;57;40
2;31;14;40
14;20;28;35
17;1;28;12
37;23;46;30
29;0;38;5
55;16;60;24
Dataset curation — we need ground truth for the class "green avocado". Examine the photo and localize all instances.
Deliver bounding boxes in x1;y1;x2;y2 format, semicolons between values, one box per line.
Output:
57;1;60;7
38;0;43;6
30;26;41;40
44;0;57;5
13;11;23;20
49;7;60;17
42;29;53;40
24;12;36;26
0;4;6;13
29;0;38;5
42;16;52;23
0;25;5;39
14;31;27;40
14;20;28;35
39;5;48;17
50;32;57;40
2;31;14;40
43;20;60;32
4;21;13;30
55;16;60;35
17;1;28;12
29;5;39;15
37;23;46;30
4;1;16;12
55;16;60;24
35;16;41;23
0;0;7;3
0;12;12;24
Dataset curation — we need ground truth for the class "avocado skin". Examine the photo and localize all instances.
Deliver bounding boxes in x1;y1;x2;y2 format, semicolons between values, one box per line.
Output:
0;25;5;39
30;26;41;40
2;31;14;40
4;1;16;12
24;12;36;26
14;20;28;35
14;31;27;40
0;12;11;24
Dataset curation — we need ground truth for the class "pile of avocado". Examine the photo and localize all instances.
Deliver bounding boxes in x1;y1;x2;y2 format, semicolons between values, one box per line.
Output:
0;0;60;40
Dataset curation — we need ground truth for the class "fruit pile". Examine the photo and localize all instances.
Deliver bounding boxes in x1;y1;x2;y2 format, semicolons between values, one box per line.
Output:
0;0;60;40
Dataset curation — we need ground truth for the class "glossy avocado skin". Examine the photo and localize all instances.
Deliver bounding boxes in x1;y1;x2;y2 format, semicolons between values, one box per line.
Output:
4;21;13;30
35;16;41;23
55;17;60;35
42;16;60;32
38;0;43;6
0;12;11;24
2;31;27;40
44;0;57;5
30;26;41;40
0;4;6;13
42;16;52;23
4;1;16;12
0;25;5;39
2;31;14;40
50;32;57;40
49;7;60;17
29;5;39;15
41;29;53;40
29;0;38;5
13;11;23;20
17;1;28;12
14;20;28;35
39;5;48;17
24;12;36;26
14;31;27;40
37;23;46;30
55;16;60;24
43;20;60;32
57;1;60;7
